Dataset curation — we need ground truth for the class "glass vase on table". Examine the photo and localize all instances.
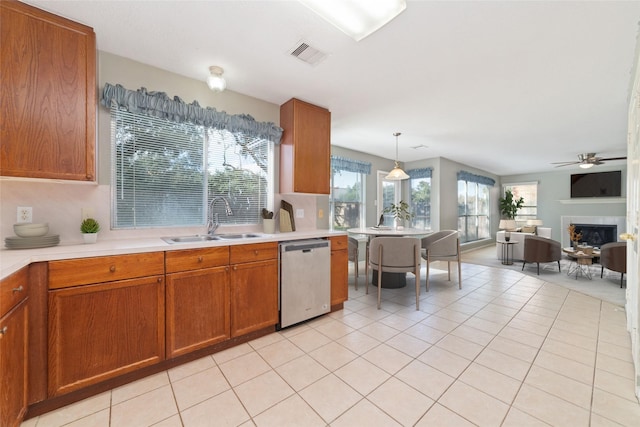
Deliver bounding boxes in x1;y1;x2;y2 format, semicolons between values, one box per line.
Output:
504;231;511;242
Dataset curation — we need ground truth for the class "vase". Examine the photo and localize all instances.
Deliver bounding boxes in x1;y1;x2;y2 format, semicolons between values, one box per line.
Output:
395;218;404;230
82;233;98;244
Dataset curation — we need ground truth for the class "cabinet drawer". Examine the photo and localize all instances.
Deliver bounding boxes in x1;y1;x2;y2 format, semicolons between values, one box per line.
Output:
230;242;278;264
328;235;348;251
166;247;230;273
0;267;28;315
49;252;165;289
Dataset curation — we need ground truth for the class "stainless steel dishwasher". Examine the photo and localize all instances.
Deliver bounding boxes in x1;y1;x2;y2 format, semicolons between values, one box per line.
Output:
279;239;331;328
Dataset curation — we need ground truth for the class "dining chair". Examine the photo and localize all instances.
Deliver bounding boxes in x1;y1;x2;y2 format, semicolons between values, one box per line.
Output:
348;236;360;290
367;237;421;310
421;230;461;291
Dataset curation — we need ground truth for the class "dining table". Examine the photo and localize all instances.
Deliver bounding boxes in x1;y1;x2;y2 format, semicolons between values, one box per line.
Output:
347;226;432;288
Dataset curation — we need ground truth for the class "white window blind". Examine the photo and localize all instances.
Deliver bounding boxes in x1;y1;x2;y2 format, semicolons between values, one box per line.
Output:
111;107;272;229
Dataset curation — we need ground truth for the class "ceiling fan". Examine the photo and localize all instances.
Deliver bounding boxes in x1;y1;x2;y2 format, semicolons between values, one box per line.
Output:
552;153;627;169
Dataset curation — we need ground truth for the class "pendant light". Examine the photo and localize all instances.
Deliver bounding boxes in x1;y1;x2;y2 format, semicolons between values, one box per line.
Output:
207;66;226;92
385;132;409;180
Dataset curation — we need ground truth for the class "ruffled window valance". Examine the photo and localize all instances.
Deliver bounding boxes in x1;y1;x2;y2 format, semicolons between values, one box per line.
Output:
331;156;372;175
407;167;433;179
101;83;283;144
457;170;495;186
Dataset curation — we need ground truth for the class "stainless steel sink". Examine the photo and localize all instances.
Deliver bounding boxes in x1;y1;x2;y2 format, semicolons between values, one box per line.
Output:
162;233;264;244
162;235;220;244
216;233;264;239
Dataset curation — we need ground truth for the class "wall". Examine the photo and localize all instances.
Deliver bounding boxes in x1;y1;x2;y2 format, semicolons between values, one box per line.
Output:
0;51;320;244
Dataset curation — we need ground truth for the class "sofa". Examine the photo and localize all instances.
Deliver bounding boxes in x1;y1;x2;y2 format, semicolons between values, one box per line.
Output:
496;227;552;261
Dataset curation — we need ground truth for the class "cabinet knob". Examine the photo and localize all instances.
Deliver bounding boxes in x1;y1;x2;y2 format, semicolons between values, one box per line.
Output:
233;266;237;271
157;277;163;283
12;285;24;293
0;326;7;336
225;267;229;272
109;265;116;273
254;250;259;256
197;256;204;263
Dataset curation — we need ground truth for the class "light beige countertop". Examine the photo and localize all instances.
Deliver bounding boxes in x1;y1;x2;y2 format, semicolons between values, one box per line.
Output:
0;229;346;280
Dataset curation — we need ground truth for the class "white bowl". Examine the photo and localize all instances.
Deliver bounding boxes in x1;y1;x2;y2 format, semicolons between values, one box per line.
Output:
14;222;49;237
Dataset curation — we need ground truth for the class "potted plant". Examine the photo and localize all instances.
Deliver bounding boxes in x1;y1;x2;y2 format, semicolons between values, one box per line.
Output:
384;200;413;230
80;217;101;244
499;189;524;220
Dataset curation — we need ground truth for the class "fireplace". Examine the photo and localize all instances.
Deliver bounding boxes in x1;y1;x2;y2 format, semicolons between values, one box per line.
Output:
571;223;617;248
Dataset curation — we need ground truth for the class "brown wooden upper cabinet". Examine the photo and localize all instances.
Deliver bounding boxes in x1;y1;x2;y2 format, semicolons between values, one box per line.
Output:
0;1;96;181
279;98;331;194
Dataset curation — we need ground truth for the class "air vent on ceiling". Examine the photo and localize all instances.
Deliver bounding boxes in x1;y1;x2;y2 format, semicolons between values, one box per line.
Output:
289;41;327;66
411;144;429;150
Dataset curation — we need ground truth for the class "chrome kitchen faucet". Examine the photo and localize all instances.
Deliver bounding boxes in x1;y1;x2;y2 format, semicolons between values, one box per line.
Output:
207;196;233;235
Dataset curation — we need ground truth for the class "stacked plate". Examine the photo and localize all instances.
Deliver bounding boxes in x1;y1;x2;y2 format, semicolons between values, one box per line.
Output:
5;234;60;249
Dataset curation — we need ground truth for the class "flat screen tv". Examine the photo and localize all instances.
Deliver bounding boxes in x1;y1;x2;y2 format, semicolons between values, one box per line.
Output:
570;170;621;198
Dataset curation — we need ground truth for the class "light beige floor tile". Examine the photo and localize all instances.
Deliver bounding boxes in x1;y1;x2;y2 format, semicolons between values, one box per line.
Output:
335;330;381;355
594;368;639;403
435;334;484;360
475;348;532;381
592;388;640;426
500;325;546;347
248;330;285;350
420;314;460;333
171;366;230;411
404;322;448;343
533;349;594;385
234;370;295;417
599;329;633;349
361;343;413;374
150;415;183;427
298;374;362;423
553;318;599;339
368;377;434;426
252;394;325;427
64;408;109;427
358;321;402;341
167;355;216;383
596;353;636;379
395;359;456;400
218;351;272;386
334;357;390;395
286;328;332;353
417;345;472;378
415;403;476;427
463;315;505;334
393;306;431;322
180;389;250;427
501;407;551;426
35;392;111;427
450;324;496;346
111;385;178;427
212;342;254;365
384;331;432;357
487;335;539;363
508;318;552;337
256;338;305;368
513;383;590;426
308;341;358;371
524;365;592;409
447;301;482;315
514;310;556;327
459;362;521;404
312;318;355;340
542;337;596;367
433;308;471;323
112;372;169;404
331;399;402;427
275;354;329;391
547;327;598;351
439;381;510;426
597;340;634;363
589;413;627;426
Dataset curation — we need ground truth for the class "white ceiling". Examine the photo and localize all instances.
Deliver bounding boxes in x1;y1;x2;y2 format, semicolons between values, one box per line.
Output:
24;0;640;175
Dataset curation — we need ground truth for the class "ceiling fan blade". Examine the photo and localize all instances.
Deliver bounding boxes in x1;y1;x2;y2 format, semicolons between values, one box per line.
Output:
600;156;627;161
552;162;579;167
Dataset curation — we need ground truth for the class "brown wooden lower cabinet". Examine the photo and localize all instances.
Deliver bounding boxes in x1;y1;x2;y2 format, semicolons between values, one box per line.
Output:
0;300;28;427
48;276;165;396
230;259;278;337
165;266;230;358
329;235;349;307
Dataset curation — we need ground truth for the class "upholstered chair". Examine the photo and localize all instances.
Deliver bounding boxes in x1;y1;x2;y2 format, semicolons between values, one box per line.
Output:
522;235;561;275
421;230;461;291
348;237;360;290
367;237;421;310
600;242;627;288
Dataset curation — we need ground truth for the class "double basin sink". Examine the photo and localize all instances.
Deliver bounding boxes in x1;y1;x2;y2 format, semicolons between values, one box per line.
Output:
162;233;264;244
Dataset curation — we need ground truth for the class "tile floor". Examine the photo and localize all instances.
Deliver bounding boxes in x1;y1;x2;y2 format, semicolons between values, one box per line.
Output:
21;258;640;426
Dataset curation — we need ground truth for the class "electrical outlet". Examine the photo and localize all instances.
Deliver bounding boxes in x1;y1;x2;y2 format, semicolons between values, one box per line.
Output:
17;207;33;223
296;209;304;218
318;209;324;219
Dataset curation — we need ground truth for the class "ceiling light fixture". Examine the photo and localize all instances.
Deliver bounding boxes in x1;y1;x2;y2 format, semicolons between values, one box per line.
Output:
579;162;594;169
207;66;226;92
298;0;407;42
386;132;409;180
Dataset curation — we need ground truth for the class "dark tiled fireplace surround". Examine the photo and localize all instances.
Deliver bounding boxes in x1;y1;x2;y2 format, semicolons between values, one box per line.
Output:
571;223;617;248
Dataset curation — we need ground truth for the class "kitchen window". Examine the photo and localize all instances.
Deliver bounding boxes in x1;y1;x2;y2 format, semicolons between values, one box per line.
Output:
502;182;538;223
330;156;370;230
457;171;494;243
110;107;273;228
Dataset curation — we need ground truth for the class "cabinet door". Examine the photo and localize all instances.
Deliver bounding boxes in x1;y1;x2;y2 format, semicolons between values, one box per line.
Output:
166;266;230;358
48;276;164;396
230;259;278;337
280;98;331;194
0;1;96;181
331;249;349;306
0;300;28;427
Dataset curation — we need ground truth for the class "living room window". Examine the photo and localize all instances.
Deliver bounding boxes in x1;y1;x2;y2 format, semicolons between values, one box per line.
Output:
457;171;493;243
408;168;432;229
330;156;370;230
503;182;538;223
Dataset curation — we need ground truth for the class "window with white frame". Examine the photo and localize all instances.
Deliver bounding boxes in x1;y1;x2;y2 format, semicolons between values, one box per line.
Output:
457;171;493;243
110;106;273;229
377;170;401;226
408;168;432;229
330;156;370;230
502;182;538;223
